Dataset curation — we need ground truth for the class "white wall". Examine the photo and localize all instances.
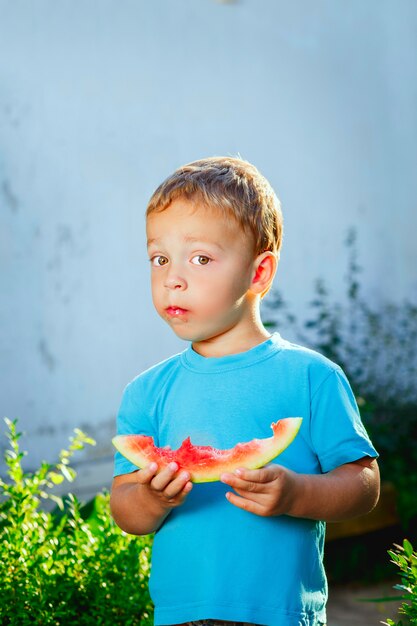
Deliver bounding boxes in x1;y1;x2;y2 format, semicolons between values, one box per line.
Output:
1;0;416;494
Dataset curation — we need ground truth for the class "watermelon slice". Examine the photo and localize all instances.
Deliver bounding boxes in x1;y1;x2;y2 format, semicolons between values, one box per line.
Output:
112;417;302;483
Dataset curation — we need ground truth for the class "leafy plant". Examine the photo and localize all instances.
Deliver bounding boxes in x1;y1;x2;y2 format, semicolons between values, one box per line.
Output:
0;418;153;625
382;539;417;625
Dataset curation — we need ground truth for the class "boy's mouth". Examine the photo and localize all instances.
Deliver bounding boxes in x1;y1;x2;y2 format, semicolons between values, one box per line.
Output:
165;306;189;317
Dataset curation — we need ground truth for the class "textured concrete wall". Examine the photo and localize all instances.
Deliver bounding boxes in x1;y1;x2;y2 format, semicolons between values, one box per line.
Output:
1;0;416;496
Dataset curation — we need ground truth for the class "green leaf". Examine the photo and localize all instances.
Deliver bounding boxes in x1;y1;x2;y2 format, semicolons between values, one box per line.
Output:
60;465;76;482
48;472;65;485
49;494;64;509
403;539;413;558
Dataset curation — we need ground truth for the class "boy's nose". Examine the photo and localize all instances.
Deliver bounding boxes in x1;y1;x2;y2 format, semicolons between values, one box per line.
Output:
164;273;187;290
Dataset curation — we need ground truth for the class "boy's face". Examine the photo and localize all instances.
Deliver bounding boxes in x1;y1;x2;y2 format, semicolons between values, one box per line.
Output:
146;197;260;350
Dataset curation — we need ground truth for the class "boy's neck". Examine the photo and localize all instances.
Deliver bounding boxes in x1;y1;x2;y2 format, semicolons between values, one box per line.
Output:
191;325;272;358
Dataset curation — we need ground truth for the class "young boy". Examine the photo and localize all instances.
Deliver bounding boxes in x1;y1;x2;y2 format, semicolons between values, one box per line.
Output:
110;157;379;626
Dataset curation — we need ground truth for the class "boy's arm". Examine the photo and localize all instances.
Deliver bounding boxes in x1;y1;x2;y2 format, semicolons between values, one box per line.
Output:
220;457;380;521
110;462;193;535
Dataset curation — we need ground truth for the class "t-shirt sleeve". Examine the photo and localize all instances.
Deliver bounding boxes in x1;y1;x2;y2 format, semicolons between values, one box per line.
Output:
311;366;378;473
113;379;156;477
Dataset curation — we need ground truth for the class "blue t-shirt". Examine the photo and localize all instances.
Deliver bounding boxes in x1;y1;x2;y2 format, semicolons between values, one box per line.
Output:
114;333;377;626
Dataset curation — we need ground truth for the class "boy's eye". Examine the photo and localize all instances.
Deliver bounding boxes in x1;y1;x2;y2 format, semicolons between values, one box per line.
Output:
151;256;169;266
190;255;211;266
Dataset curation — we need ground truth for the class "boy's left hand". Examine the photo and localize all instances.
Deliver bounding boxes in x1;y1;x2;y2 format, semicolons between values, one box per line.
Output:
220;465;299;517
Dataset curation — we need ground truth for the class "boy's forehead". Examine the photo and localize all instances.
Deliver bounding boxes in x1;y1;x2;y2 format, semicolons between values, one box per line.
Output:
147;196;223;223
146;198;251;246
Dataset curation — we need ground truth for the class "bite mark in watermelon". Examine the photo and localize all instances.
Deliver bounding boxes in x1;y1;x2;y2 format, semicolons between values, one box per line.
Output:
112;417;302;483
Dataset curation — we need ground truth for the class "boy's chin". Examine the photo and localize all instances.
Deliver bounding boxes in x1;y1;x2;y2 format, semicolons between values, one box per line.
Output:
170;327;204;343
166;321;212;344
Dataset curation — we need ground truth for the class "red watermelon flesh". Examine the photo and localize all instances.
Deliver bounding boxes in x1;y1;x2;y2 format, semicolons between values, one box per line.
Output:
112;417;302;483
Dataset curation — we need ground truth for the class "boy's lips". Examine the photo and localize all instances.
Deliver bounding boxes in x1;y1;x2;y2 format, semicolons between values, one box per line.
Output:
165;306;189;317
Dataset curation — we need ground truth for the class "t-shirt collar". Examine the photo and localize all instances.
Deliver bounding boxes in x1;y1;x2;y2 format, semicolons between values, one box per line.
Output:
181;331;284;373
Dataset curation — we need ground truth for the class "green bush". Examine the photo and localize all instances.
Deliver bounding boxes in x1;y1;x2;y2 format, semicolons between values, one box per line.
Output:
0;418;153;626
383;539;417;625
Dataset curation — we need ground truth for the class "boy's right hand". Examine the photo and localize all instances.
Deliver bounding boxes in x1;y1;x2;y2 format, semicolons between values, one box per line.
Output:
110;461;193;535
136;461;193;509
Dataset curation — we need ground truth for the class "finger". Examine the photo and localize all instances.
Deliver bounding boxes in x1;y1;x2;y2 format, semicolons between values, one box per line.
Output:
163;471;192;499
150;462;181;492
161;478;193;507
135;462;159;484
221;467;274;490
173;479;193;503
225;490;267;516
220;472;265;493
233;465;278;483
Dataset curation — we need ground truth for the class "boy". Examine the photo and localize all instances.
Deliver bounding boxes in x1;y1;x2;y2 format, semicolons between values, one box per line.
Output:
110;157;379;626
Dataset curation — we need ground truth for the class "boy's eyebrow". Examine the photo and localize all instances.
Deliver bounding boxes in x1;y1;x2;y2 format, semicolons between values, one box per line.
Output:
147;236;225;251
184;236;225;251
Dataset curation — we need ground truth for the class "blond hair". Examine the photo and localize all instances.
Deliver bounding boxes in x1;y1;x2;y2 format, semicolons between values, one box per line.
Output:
146;156;283;258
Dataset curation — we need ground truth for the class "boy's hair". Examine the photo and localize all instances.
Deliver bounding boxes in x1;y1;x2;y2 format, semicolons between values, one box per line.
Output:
146;156;283;258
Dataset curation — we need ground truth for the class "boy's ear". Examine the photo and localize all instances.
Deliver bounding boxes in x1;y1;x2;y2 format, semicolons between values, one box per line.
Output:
250;251;278;298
